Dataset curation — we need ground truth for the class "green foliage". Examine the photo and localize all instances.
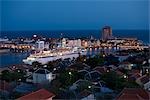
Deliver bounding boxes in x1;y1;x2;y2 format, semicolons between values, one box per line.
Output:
46;61;55;71
58;70;79;88
10;92;22;99
101;71;139;91
32;61;42;67
1;70;25;82
105;54;119;65
85;54;104;68
76;55;87;63
77;81;92;91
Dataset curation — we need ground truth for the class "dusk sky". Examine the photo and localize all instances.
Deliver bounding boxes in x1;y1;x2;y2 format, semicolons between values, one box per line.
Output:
1;0;149;31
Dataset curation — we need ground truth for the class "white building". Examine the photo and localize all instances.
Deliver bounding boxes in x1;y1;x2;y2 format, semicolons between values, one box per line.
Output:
77;39;82;47
62;38;67;48
67;39;81;48
33;68;55;84
81;40;88;48
44;42;50;50
96;40;101;47
35;40;45;50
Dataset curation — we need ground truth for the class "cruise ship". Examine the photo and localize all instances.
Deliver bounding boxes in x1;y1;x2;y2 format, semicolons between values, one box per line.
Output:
23;48;87;65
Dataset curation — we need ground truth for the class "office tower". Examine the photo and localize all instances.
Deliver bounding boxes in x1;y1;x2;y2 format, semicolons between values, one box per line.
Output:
101;26;112;40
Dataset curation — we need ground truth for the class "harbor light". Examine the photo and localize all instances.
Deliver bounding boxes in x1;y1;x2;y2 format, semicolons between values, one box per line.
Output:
33;35;37;37
13;66;16;69
60;53;62;56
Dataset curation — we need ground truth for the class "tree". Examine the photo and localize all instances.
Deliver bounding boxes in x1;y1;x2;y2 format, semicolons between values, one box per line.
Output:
32;61;42;67
105;54;119;66
58;70;80;88
46;61;55;71
1;70;13;82
10;92;22;99
102;71;125;91
76;55;87;63
1;70;24;82
85;55;104;68
101;71;140;91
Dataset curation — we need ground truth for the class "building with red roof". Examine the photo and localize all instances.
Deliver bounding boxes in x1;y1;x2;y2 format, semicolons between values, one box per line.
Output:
0;81;10;91
17;88;55;100
118;61;133;70
116;88;150;100
136;75;150;91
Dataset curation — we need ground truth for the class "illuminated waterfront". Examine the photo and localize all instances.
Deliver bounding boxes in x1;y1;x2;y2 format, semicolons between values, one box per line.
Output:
0;47;115;67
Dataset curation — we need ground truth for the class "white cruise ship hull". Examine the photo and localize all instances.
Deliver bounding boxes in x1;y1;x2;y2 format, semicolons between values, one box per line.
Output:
23;51;86;65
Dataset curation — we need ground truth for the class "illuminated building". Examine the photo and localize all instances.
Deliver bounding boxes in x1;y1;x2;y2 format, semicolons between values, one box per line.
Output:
101;26;113;40
35;40;45;50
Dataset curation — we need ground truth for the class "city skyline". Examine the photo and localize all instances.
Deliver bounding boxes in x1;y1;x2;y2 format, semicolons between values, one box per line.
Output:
1;0;149;31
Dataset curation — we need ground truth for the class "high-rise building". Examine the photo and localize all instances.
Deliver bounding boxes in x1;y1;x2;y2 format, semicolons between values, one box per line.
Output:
101;26;113;40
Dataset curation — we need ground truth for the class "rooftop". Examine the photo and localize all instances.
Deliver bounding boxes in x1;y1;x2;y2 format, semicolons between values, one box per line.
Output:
79;89;91;97
17;88;55;100
116;88;149;100
93;66;107;74
0;81;10;91
34;68;50;74
139;75;150;84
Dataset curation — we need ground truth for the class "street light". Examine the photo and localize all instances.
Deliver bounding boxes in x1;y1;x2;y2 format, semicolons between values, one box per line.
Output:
88;85;95;99
18;79;21;81
69;72;72;85
69;72;72;75
88;85;91;89
53;68;56;71
123;75;127;79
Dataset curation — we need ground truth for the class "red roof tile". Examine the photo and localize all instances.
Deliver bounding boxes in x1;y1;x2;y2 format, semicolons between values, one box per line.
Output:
131;69;140;74
80;89;91;97
120;61;131;65
0;81;10;91
116;70;124;76
116;88;150;100
130;73;141;79
140;75;150;84
17;88;55;100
